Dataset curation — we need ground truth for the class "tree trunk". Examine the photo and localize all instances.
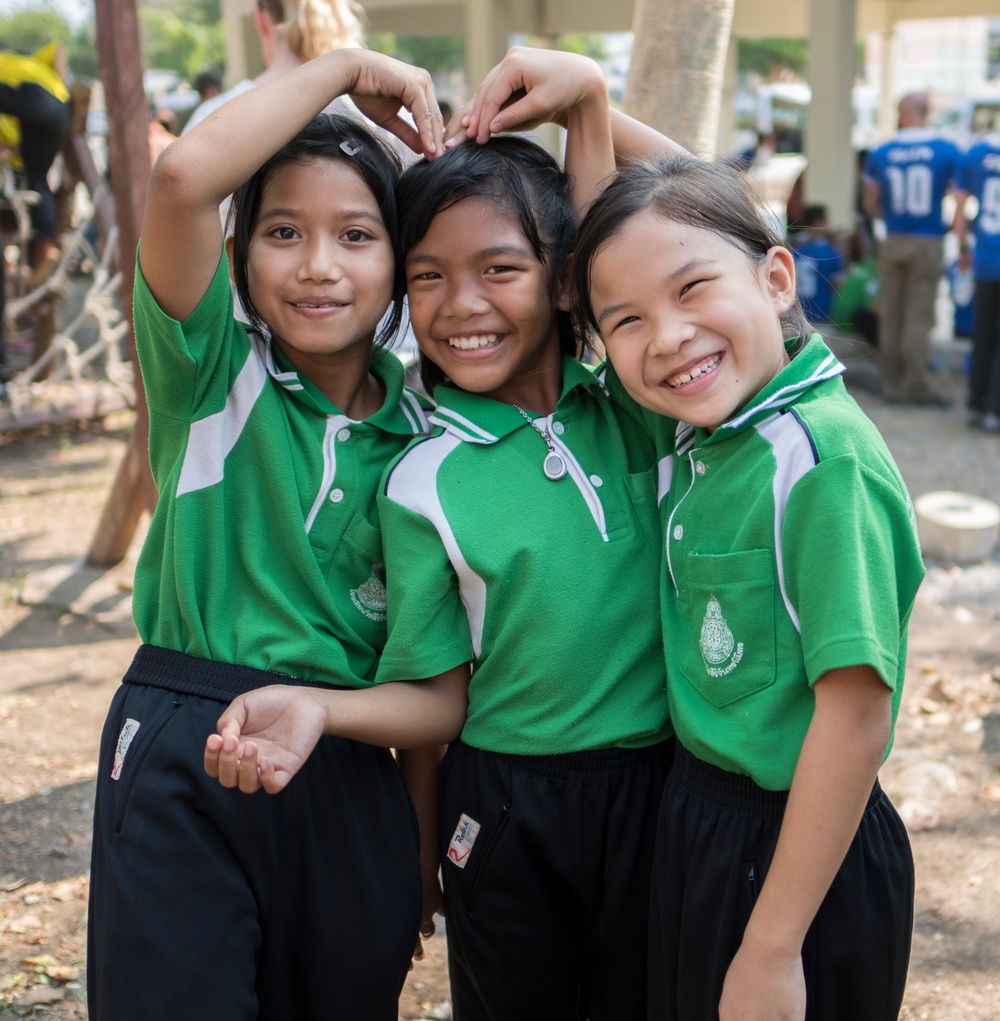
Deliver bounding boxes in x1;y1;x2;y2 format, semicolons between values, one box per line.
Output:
624;0;735;159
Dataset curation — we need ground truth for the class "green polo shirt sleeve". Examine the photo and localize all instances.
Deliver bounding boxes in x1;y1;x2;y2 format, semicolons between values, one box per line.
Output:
376;486;473;682
783;454;924;690
133;247;244;427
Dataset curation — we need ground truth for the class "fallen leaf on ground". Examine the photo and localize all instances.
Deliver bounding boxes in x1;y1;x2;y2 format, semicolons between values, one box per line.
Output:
15;984;65;1008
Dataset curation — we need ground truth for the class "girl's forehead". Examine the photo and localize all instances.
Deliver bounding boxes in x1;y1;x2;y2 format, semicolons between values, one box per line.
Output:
412;195;535;255
430;194;520;234
264;156;376;206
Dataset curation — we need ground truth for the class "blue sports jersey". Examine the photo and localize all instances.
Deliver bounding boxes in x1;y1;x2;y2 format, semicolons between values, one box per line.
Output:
792;237;843;322
960;133;1000;281
865;128;962;237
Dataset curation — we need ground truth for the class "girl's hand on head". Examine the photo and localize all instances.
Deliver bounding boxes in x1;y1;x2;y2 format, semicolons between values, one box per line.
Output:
346;49;444;160
718;936;805;1021
443;101;474;146
455;45;607;147
203;685;329;795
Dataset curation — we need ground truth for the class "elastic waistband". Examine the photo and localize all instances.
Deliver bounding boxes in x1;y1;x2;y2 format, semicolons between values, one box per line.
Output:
671;743;883;820
123;644;346;702
462;737;674;781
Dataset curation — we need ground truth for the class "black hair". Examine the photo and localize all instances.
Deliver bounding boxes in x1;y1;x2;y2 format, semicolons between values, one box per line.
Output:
801;203;829;229
395;136;584;394
228;112;404;346
573;155;811;345
193;66;223;96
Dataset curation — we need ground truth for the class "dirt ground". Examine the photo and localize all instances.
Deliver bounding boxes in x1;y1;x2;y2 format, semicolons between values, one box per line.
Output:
1;335;999;1019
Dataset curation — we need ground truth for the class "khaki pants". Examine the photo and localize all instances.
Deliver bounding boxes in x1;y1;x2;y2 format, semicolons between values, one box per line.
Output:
876;233;944;402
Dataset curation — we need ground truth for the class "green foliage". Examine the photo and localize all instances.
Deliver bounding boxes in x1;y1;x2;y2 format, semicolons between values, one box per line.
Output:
68;20;98;79
140;9;200;79
0;4;73;54
554;34;607;62
738;37;808;79
141;0;221;24
139;7;225;81
738;36;866;84
371;34;465;75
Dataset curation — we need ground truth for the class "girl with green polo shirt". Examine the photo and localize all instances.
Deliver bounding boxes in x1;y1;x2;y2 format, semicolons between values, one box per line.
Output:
86;51;456;1021
574;157;923;1020
205;50;683;1020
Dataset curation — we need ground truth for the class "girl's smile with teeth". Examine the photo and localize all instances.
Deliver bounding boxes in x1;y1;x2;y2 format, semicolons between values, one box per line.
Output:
447;333;503;350
666;354;721;388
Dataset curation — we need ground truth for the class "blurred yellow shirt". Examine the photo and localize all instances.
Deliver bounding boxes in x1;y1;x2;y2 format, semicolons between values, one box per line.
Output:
0;43;70;154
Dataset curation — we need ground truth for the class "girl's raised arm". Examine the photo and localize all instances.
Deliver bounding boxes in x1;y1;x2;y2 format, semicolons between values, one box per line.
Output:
449;45;690;168
139;49;442;323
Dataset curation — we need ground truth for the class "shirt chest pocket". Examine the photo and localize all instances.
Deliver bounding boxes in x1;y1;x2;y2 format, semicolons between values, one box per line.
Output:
312;513;389;645
678;549;777;708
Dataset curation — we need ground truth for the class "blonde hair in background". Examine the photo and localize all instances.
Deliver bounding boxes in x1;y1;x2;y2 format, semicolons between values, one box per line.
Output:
258;0;366;62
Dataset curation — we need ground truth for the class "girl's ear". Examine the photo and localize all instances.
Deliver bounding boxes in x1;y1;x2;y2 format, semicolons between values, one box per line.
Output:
763;246;797;314
554;260;574;313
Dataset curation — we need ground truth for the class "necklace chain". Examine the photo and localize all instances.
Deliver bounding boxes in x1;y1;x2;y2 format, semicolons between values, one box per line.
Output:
511;404;567;481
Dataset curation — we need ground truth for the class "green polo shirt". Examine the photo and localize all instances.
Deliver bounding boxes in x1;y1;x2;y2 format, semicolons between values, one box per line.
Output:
376;355;670;755
659;334;924;790
131;248;431;686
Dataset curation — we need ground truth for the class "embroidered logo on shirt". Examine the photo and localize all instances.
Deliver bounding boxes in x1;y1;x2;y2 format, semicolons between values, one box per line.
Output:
350;563;387;621
111;718;141;780
446;813;481;869
700;596;744;677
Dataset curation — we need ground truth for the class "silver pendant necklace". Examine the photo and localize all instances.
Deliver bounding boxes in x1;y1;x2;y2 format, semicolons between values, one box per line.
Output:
512;405;567;481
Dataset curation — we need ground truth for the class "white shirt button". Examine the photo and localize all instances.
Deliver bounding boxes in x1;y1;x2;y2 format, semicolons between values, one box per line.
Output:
673;524;684;540
695;461;706;475
337;428;351;442
329;488;345;504
589;474;603;487
551;421;565;435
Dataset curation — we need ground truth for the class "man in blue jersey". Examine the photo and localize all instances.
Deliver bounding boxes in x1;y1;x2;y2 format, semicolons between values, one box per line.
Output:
954;132;1000;432
863;92;962;406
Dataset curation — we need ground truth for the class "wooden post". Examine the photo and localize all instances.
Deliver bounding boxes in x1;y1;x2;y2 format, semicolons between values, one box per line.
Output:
86;0;158;566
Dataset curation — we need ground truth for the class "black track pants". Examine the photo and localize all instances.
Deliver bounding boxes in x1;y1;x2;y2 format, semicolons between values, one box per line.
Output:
88;645;422;1021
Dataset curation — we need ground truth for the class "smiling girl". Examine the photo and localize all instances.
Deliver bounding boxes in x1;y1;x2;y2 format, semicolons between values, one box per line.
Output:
205;50;677;1019
575;156;923;1021
87;50;449;1021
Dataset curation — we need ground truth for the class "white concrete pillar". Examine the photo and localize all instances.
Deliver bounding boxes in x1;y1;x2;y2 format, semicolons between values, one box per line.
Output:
464;0;507;97
805;0;856;232
878;27;898;139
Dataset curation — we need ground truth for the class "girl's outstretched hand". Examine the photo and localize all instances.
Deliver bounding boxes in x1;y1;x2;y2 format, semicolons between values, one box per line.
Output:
448;45;606;146
718;937;805;1021
345;49;444;159
203;685;329;794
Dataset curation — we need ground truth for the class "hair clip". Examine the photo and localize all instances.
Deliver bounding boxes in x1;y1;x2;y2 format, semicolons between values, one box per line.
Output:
340;139;361;157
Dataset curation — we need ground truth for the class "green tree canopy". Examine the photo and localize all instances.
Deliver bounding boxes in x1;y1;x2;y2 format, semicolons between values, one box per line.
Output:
139;6;225;81
0;4;73;54
370;34;466;76
738;37;808;79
